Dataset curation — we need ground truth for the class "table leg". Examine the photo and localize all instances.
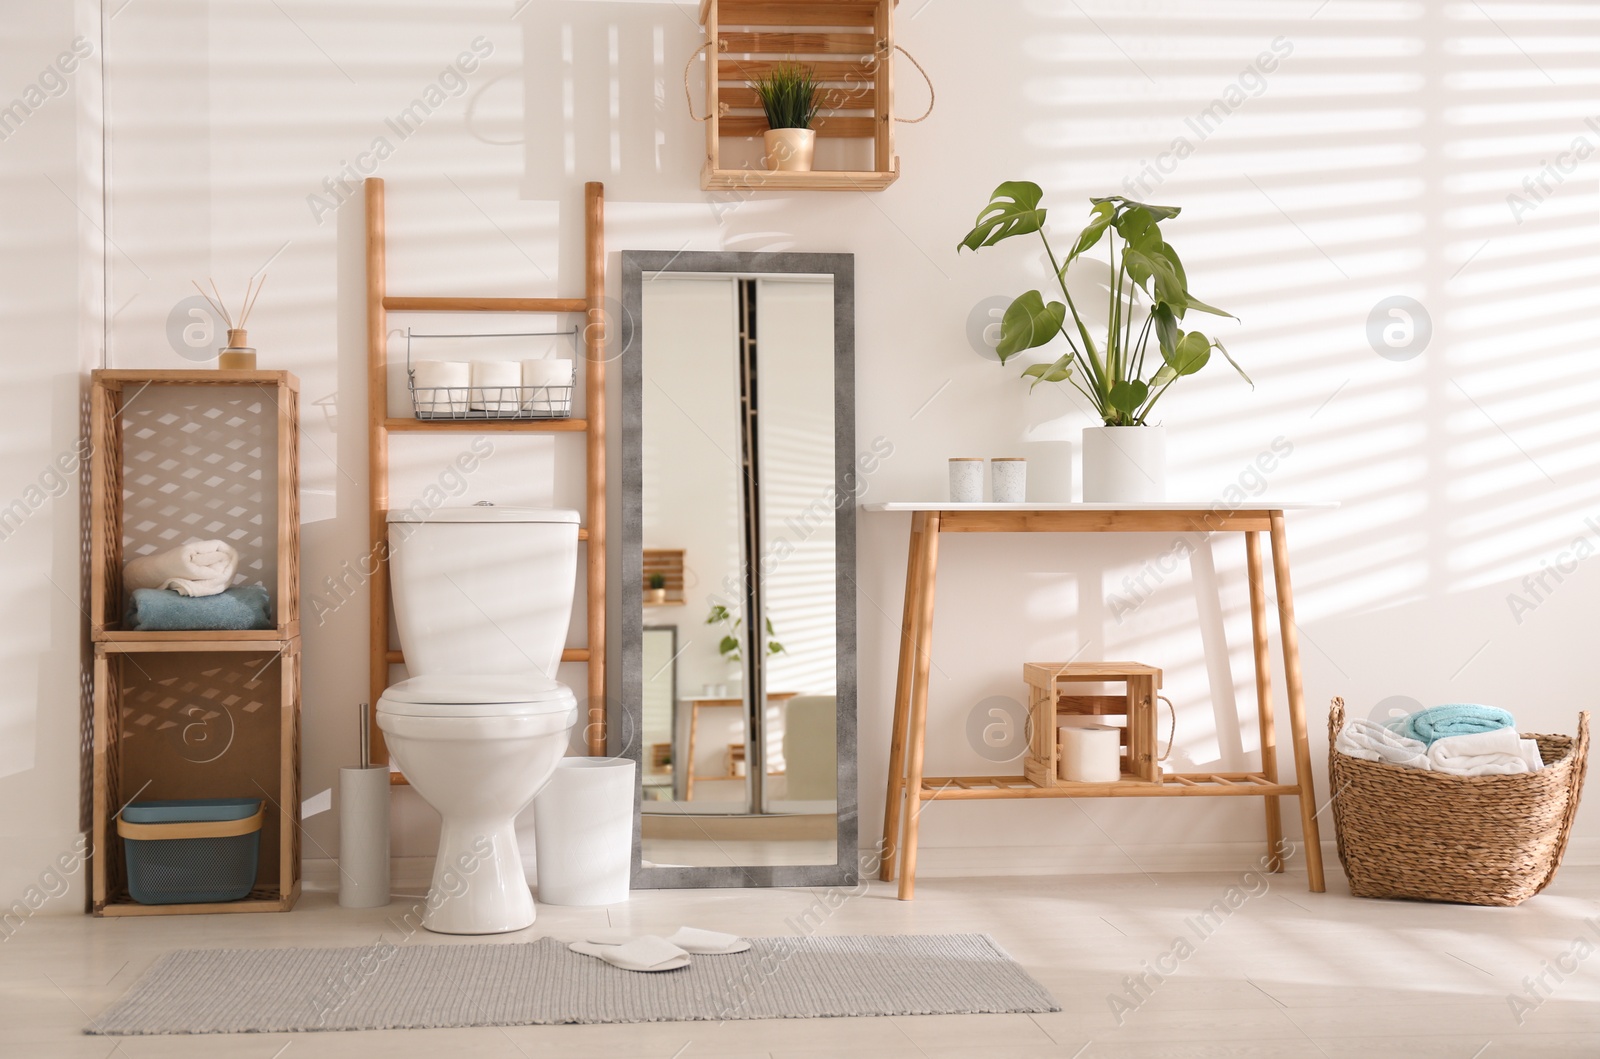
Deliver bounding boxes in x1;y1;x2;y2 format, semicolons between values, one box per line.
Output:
898;512;941;900
685;701;699;802
880;512;926;882
1245;531;1283;872
1270;511;1325;892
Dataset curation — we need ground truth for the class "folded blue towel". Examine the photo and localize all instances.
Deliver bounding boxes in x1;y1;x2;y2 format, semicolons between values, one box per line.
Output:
124;586;273;631
1384;703;1514;745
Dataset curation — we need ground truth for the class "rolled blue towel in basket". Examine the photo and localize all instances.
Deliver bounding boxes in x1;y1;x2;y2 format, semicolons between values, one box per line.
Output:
1384;703;1514;745
124;586;273;631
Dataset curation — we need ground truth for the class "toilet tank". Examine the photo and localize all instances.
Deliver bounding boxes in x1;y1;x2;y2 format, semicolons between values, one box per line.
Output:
386;506;580;679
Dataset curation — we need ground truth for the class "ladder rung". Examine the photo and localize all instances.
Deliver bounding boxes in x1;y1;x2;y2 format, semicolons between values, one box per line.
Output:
384;296;587;314
384;418;588;433
384;647;590;664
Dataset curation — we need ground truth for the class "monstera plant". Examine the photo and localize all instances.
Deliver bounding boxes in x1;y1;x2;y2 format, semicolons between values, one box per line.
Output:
958;182;1249;427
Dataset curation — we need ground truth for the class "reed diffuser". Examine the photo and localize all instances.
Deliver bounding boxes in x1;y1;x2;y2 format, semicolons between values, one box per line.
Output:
192;275;266;370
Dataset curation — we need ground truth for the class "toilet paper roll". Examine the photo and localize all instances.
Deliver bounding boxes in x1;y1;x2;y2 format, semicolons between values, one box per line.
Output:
411;361;470;416
338;766;391;908
470;360;523;413
1058;723;1122;784
521;359;574;414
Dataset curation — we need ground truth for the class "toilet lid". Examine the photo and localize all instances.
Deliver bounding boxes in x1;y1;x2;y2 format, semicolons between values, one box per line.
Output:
377;674;576;717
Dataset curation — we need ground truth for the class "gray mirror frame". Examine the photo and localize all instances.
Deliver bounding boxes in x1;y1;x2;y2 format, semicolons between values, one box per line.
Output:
618;249;857;889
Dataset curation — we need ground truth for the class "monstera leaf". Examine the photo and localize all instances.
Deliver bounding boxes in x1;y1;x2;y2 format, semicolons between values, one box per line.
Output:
1109;379;1149;416
1022;353;1075;390
1164;331;1213;376
1065;200;1115;265
996;290;1066;362
958;182;1047;252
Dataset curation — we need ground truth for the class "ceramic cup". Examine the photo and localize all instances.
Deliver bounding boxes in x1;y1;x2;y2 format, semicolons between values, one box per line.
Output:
992;457;1026;503
948;458;983;503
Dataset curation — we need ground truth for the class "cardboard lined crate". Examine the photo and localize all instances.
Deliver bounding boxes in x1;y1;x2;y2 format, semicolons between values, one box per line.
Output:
1024;662;1162;786
91;643;301;915
90;371;300;641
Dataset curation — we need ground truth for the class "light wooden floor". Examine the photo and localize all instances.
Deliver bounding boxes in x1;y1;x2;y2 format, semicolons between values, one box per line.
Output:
5;865;1598;1057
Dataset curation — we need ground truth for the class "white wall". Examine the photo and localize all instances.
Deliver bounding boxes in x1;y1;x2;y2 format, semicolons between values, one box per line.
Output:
4;0;1597;903
0;0;102;915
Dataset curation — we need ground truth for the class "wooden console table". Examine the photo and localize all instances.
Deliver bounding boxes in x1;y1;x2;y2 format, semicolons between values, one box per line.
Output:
683;691;798;799
865;502;1332;900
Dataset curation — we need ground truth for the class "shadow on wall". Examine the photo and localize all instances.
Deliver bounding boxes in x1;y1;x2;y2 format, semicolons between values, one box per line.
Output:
1007;2;1600;757
520;2;708;202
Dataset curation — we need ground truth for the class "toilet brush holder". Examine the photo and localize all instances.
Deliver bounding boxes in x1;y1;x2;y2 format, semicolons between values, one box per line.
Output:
338;765;391;908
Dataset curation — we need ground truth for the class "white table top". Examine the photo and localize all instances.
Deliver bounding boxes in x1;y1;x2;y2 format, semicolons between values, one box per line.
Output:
861;501;1338;512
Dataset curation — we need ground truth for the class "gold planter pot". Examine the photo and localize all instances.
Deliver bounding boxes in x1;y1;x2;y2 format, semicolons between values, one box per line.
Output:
763;128;816;172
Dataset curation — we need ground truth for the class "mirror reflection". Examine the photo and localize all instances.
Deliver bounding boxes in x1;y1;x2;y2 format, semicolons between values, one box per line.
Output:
637;272;838;869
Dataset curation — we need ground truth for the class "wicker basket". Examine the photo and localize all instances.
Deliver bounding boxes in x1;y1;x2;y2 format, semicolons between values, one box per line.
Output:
1328;697;1590;906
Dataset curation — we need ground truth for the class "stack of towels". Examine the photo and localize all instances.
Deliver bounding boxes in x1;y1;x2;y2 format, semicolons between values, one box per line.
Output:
1336;704;1544;777
122;540;272;631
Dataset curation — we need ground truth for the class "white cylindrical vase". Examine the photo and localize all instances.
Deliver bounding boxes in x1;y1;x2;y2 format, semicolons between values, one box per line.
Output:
1082;426;1166;503
948;458;983;503
1058;724;1123;784
532;757;636;906
339;766;391;908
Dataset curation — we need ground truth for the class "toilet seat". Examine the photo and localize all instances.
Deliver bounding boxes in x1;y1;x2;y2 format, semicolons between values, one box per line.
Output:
378;673;576;717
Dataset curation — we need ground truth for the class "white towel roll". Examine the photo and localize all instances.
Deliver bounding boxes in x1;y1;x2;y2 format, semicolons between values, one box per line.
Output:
411;361;470;417
521;358;574;414
471;361;522;413
123;539;239;597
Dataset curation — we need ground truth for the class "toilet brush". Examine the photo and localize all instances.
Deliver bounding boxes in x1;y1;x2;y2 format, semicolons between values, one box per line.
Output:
339;703;391;908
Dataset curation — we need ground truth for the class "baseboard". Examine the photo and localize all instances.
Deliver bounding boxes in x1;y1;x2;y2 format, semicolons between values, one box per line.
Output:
303;838;1600;895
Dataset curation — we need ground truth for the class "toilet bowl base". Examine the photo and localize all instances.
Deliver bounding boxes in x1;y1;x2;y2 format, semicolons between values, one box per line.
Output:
420;819;534;935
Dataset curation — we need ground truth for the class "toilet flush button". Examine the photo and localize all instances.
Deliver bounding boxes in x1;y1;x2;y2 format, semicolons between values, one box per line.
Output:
474;501;494;506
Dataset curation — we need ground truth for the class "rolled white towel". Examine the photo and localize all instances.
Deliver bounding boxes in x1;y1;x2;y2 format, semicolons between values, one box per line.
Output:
521;358;573;414
470;361;522;413
1335;718;1431;770
1428;727;1543;776
123;539;238;598
411;361;470;417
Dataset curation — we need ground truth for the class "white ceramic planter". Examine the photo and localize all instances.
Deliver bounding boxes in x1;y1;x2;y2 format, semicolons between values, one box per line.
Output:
1081;426;1166;502
763;128;816;172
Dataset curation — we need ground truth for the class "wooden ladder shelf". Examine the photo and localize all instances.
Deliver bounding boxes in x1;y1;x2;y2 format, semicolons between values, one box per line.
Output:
363;179;608;777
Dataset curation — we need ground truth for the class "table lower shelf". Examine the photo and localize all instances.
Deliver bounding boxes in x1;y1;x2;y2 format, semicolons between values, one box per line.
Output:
918;772;1299;799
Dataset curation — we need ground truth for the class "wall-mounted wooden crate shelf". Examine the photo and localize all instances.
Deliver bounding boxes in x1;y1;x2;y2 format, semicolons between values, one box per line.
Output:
642;548;686;606
88;370;301;916
696;0;920;192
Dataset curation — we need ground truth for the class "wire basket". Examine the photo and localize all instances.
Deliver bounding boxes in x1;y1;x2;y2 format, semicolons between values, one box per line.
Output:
405;327;577;421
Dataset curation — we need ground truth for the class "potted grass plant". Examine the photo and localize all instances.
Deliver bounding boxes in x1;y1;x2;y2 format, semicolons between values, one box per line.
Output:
752;63;820;173
646;572;667;604
958;182;1249;501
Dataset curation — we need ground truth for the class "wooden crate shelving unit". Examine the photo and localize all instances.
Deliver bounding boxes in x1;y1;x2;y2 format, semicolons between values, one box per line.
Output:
88;370;301;916
366;179;608;768
697;0;906;191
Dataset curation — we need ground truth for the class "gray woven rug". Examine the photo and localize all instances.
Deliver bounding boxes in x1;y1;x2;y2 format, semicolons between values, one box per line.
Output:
88;933;1057;1035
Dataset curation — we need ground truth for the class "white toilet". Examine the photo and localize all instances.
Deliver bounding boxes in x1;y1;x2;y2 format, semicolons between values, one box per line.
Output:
376;505;580;934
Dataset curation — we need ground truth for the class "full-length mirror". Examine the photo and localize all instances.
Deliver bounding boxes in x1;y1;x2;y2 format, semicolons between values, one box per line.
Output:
620;251;856;888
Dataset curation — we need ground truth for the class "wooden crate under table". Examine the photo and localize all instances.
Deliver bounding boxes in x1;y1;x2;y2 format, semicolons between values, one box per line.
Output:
1024;661;1161;786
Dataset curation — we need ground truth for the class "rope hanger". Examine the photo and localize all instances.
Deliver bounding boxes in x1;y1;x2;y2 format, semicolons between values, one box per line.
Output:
683;39;936;124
